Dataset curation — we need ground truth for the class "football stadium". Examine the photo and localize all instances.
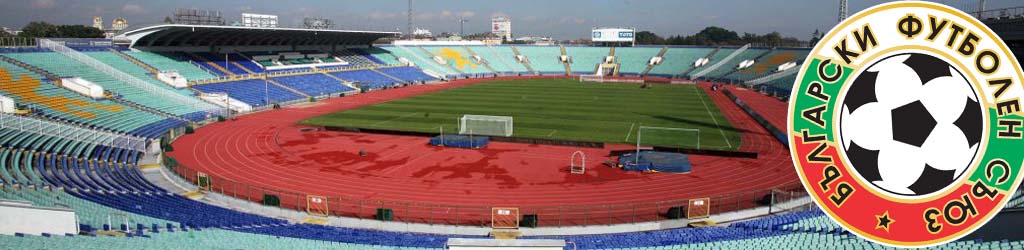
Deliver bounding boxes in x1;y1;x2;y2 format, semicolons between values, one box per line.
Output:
0;0;1021;249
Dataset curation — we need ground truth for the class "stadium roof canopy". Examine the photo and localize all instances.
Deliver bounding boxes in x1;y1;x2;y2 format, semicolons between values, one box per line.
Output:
118;24;399;47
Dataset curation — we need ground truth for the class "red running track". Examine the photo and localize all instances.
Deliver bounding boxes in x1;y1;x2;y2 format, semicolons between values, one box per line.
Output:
168;78;800;226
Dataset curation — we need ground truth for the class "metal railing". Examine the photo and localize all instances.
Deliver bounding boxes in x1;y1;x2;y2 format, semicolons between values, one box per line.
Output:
690;44;750;79
0;113;148;152
168;160;807;227
37;39;227;117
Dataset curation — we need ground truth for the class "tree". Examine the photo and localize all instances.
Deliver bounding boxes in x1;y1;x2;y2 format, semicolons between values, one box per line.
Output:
809;29;823;46
55;25;105;38
634;31;664;45
18;21;59;38
17;22;104;38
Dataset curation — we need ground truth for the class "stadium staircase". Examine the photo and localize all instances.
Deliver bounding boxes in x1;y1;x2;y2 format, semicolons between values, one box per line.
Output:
641;47;669;76
229;52;259;74
184;52;235;76
689;44;750;79
716;48;774;80
558;45;572;75
461;46;499;74
509;45;538;74
108;49;158;75
394;45;454;77
416;46;465;75
480;45;523;74
608;47;619;76
264;78;311;98
681;47;720;77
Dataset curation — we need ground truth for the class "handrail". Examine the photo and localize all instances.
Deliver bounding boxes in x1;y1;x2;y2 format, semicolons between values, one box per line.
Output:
0;113;148;152
37;39;227;117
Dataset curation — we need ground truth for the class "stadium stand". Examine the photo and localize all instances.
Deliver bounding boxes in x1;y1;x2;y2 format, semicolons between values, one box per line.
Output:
516;46;565;74
615;47;662;75
381;46;458;77
647;47;715;77
354;47;401;65
423;46;491;74
269;74;357;97
754;74;798;99
191;79;306;107
728;49;808;82
125;51;218;82
82;52;197;93
475;45;529;74
565;46;610;74
691;49;766;79
73;191;285;228
0;62;170;136
3;52;209;118
0;187;173;230
188;52;264;75
376;66;438;83
329;69;402;90
332;49;380;67
0;228;436;250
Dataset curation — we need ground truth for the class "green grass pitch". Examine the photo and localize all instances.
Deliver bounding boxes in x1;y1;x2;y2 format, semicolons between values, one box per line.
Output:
302;79;742;150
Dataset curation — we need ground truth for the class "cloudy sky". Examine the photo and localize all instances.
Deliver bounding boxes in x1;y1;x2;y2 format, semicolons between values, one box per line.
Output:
1;0;1019;40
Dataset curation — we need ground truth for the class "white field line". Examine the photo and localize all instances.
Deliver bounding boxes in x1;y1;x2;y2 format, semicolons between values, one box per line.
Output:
370;112;422;128
695;87;733;149
624;122;636;142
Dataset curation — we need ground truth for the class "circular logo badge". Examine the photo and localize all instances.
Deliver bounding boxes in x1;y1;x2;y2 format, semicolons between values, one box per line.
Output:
788;1;1024;247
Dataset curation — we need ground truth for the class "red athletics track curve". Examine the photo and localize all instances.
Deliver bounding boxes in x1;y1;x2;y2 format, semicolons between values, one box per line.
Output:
168;77;799;226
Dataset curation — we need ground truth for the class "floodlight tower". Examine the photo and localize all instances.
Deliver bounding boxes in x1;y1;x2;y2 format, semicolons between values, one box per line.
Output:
838;0;848;23
407;0;413;38
978;0;986;18
459;18;469;36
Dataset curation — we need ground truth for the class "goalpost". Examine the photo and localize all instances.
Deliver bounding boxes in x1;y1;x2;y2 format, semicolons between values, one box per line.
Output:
581;74;643;83
579;74;643;83
459;115;513;137
579;74;605;83
636;126;701;149
634;126;700;166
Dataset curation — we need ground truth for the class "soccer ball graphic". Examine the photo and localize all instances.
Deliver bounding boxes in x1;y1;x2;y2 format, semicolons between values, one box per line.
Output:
839;53;983;196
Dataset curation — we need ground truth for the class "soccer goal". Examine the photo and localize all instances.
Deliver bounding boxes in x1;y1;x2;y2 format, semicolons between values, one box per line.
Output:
635;126;701;150
580;74;643;83
579;74;605;83
459;115;513;137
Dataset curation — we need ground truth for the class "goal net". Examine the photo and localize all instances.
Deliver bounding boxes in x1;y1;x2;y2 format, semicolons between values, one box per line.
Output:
579;74;605;83
636;126;700;149
579;74;643;83
459;115;513;137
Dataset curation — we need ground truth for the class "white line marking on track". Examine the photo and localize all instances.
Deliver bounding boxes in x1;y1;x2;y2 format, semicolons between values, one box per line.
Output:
695;87;733;149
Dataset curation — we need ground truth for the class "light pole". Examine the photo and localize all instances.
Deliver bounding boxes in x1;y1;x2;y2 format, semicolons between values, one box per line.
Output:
459;18;469;36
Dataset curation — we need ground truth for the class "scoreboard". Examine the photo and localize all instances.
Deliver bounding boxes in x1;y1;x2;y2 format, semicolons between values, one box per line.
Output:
591;28;635;43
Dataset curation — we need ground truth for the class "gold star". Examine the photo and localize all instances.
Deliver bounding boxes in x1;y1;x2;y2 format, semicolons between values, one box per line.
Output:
876;211;894;232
